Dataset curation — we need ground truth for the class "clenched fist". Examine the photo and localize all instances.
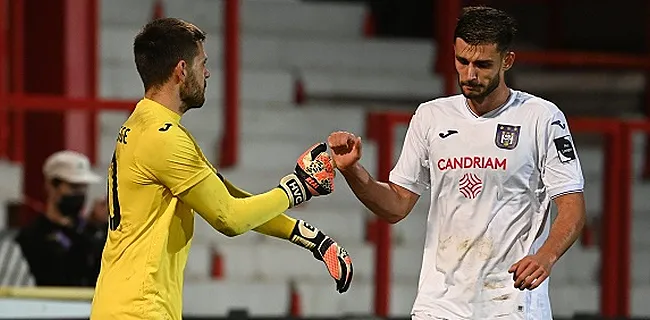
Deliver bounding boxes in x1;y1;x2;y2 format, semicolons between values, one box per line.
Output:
327;131;362;171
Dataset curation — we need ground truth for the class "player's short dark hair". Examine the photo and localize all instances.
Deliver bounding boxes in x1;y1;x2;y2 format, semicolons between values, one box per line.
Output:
454;6;518;53
133;18;206;91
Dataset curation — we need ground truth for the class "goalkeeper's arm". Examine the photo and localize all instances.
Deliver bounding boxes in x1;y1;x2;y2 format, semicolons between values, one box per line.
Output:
179;142;336;236
179;173;290;237
217;172;295;239
217;174;354;293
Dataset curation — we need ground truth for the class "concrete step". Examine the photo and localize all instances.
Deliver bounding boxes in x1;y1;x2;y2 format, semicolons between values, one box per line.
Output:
182;280;290;317
102;0;366;40
98;103;367;137
102;27;435;74
187;235;650;292
187;241;426;285
301;69;443;103
181;279;650;317
186;104;367;143
100;64;294;103
550;285;650;317
513;71;644;94
165;0;366;39
186;241;375;283
292;279;416;317
184;278;418;317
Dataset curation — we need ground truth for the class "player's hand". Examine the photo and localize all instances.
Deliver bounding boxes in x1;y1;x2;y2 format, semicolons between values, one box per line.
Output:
508;253;555;290
289;220;353;293
279;142;335;208
327;131;362;172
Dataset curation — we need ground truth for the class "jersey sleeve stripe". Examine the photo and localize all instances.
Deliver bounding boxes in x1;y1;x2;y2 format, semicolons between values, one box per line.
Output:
549;187;583;200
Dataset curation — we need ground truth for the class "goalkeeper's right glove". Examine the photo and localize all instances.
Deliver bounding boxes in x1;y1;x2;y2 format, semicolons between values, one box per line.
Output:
279;142;335;208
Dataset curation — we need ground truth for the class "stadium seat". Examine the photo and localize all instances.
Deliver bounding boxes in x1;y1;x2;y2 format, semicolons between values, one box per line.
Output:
100;65;294;103
549;284;600;317
164;0;366;39
183;280;291;316
293;279;418;317
299;69;442;103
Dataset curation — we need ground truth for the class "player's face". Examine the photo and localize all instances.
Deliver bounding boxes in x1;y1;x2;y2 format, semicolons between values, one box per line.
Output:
454;38;508;100
180;43;210;111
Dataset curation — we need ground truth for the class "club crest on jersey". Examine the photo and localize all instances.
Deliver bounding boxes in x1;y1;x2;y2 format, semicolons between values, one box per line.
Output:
495;124;521;150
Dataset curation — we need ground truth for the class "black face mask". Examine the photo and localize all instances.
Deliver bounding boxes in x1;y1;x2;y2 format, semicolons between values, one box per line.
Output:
57;194;86;218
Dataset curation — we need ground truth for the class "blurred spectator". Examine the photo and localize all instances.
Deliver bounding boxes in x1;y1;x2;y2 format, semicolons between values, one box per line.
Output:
15;150;105;287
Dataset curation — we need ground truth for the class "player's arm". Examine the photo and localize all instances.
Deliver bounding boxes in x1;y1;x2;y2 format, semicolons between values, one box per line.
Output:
216;174;354;293
510;109;586;290
137;126;334;236
329;107;429;224
338;162;419;224
536;192;586;265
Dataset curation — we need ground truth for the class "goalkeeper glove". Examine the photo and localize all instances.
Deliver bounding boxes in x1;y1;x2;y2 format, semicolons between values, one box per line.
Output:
289;220;353;293
279;142;335;208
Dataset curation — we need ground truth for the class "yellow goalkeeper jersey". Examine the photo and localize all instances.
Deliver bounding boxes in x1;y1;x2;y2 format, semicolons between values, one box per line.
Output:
91;98;214;320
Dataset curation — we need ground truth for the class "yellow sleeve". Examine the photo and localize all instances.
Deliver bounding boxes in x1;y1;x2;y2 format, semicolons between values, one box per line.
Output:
217;173;297;239
180;173;290;236
136;125;211;196
216;173;253;198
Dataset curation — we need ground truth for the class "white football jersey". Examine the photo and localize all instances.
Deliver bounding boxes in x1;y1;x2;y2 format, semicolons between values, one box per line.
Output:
390;89;584;320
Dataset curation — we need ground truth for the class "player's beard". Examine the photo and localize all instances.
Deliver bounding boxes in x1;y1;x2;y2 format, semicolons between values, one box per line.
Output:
180;72;206;113
459;72;500;100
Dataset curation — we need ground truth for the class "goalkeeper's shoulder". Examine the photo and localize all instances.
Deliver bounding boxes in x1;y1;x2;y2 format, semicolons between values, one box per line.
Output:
136;121;195;158
139;120;187;142
133;121;209;185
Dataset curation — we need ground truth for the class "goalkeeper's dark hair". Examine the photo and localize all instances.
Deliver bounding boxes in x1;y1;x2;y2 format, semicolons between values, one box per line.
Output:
454;6;518;53
133;18;206;91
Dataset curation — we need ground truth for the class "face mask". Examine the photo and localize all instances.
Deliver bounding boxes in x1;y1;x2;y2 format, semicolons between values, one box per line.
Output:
57;194;86;218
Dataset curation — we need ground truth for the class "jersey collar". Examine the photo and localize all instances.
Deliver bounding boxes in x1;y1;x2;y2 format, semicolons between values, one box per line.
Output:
140;98;182;123
463;89;516;119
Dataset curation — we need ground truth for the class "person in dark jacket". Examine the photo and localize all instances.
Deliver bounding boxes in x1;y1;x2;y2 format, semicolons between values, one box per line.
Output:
16;150;104;287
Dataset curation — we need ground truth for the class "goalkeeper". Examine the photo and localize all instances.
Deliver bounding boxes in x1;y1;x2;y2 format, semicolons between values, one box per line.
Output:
90;18;352;320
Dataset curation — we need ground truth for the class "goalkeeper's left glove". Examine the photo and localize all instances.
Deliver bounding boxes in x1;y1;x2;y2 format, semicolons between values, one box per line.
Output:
289;220;353;293
278;142;336;208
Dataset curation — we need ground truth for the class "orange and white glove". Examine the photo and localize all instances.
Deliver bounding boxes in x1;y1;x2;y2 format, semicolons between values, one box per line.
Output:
279;142;336;208
289;220;353;293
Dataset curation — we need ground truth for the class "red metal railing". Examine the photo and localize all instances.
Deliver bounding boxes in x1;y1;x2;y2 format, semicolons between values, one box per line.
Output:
0;0;7;159
619;120;650;316
366;111;634;318
220;0;240;168
0;0;241;166
364;112;412;317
